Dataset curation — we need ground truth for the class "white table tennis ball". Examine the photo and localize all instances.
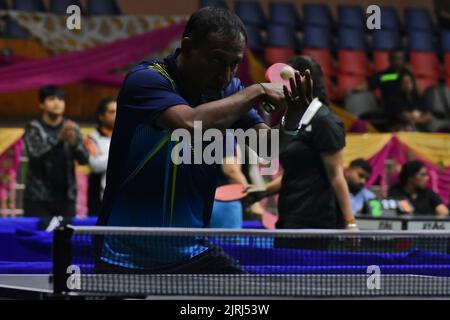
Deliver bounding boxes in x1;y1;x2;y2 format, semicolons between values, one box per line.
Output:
280;65;295;80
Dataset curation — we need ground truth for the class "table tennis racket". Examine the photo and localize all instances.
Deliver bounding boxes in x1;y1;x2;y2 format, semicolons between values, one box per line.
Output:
214;184;247;202
263;63;296;113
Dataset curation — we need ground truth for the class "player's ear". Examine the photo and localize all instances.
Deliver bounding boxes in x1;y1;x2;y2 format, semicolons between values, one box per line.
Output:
181;37;193;56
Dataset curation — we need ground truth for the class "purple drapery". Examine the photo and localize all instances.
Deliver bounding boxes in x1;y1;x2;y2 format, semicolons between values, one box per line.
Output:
0;22;186;93
366;138;393;187
0;139;23;207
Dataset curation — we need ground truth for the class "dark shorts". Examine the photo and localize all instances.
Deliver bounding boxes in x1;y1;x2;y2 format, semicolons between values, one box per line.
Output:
96;244;247;275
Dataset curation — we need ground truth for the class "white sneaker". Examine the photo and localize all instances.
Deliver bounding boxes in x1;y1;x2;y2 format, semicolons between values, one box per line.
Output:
46;216;63;232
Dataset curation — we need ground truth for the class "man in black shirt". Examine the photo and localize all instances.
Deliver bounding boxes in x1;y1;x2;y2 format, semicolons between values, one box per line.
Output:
24;86;89;228
389;161;448;216
367;50;408;103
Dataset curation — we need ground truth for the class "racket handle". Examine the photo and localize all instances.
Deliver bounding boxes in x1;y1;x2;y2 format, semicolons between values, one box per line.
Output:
262;102;275;113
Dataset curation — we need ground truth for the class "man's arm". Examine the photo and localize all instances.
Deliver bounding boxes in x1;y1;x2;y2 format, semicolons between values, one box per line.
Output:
156;83;285;132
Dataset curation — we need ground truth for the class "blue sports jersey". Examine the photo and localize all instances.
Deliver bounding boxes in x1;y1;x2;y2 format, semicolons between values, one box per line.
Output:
98;49;264;269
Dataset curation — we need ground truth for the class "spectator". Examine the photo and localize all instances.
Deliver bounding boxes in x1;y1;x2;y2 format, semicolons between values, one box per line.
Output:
353;50;408;104
85;97;117;216
368;50;408;102
385;70;433;132
23;85;89;228
344;158;375;214
389;160;449;216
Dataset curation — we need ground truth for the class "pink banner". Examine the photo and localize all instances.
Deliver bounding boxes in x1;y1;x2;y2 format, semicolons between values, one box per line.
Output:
0;22;186;93
0;139;23;214
367;138;393;187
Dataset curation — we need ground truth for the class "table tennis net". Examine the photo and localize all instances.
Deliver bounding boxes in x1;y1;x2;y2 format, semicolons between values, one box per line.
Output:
53;227;450;298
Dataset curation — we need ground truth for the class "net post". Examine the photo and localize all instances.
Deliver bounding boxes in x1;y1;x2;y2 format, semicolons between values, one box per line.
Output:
52;226;74;296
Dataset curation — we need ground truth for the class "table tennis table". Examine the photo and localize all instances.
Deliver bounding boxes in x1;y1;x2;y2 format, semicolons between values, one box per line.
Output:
0;275;53;299
1;226;449;300
2;273;450;300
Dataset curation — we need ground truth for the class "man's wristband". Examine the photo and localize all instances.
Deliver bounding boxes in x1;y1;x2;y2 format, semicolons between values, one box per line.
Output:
258;83;267;96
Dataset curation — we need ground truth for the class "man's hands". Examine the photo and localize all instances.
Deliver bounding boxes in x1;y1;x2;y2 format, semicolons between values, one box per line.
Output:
280;69;314;130
258;83;287;112
283;69;314;112
59;120;78;146
258;69;315;115
259;70;313;118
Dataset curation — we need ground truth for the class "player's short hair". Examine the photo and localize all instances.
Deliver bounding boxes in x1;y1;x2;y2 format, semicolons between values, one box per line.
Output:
349;158;372;175
182;7;247;48
38;85;65;103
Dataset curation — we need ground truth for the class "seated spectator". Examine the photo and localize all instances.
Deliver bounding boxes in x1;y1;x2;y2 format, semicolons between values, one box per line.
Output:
423;84;450;133
384;70;433;132
369;50;407;98
353;50;408;104
84;98;117;216
23;85;89;228
346;50;408;131
388;160;449;216
344;158;375;214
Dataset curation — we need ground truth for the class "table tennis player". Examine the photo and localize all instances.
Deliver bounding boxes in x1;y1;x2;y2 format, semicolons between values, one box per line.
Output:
96;7;289;273
248;55;358;237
